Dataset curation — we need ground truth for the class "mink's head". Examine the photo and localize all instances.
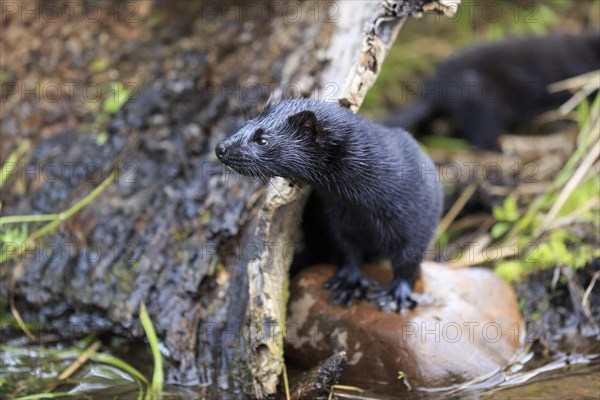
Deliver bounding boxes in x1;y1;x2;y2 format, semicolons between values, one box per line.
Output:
215;100;337;183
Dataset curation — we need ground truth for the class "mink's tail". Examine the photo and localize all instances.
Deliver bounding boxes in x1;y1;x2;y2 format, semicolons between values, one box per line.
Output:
380;101;433;134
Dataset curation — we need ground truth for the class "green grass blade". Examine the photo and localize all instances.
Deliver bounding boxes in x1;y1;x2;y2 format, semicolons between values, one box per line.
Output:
0;139;30;189
140;302;163;400
30;170;116;240
91;353;149;385
0;214;59;225
1;169;117;263
12;392;74;400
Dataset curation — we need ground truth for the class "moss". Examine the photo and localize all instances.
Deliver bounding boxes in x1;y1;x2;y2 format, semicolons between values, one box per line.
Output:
495;261;525;283
199;209;212;225
171;228;192;243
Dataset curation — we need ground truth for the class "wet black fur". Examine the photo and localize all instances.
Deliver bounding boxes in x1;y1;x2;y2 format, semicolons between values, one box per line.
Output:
216;99;443;311
383;32;600;150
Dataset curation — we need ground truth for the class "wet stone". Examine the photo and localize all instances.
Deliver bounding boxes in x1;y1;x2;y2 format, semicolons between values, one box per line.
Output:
285;262;524;390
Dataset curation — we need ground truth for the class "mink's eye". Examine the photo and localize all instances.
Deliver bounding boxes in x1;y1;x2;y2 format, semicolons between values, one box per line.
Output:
253;129;269;146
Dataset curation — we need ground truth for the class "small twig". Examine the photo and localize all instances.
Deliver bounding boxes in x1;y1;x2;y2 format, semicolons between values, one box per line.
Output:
539;139;599;233
0;139;30;189
452;242;523;268
562;265;600;334
41;340;103;395
582;270;600;310
9;261;36;341
547;70;600;93
58;340;102;380
484;182;549;197
503;112;599;245
447;213;489;232
559;79;600;115
582;270;600;334
432;183;477;244
282;362;291;400
328;385;365;400
531;109;578;126
543;191;600;232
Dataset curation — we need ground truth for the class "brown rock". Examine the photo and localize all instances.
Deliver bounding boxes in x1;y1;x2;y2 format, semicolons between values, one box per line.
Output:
284;263;524;390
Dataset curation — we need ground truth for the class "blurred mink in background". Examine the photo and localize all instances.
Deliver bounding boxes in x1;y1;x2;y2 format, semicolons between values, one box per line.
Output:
382;31;600;150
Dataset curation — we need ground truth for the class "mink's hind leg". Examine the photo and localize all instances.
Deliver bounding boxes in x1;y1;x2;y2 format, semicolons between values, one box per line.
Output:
369;246;423;312
325;264;374;306
324;246;374;307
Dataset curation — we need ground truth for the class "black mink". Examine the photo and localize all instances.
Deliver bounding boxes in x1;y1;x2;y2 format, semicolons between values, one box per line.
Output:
382;32;600;150
216;99;443;312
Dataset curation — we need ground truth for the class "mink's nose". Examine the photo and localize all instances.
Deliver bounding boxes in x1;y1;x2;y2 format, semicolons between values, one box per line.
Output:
215;142;227;159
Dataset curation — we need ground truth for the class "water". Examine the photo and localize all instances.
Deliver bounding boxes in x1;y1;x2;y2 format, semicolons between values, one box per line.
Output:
1;342;598;399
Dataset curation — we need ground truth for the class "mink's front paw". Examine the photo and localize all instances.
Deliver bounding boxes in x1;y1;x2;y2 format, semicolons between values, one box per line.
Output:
368;278;417;312
324;267;374;307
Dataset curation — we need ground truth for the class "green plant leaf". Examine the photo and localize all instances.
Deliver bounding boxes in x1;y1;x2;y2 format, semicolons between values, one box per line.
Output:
491;222;510;239
492;204;506;221
90;57;109;73
504;197;519;222
536;243;555;268
104;82;132;114
96;132;108;146
495;261;524;283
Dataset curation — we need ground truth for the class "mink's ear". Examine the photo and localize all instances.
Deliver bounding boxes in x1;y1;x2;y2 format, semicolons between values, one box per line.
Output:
288;111;325;143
